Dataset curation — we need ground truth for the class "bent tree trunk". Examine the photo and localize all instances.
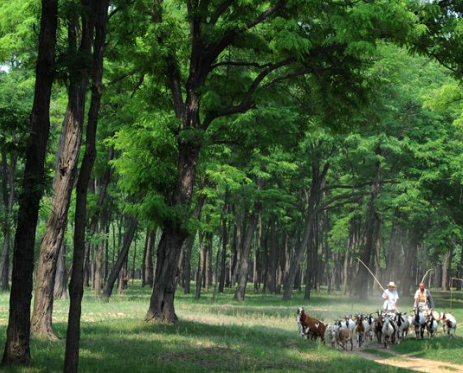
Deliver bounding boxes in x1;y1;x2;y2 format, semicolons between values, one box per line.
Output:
100;217;138;302
145;143;200;323
31;61;90;340
2;0;58;366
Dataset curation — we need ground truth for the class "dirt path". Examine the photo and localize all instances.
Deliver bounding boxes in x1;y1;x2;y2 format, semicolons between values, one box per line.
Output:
353;341;463;373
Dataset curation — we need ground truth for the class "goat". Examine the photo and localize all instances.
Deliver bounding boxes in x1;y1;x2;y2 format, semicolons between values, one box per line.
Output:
440;312;457;337
382;314;395;349
354;314;365;348
394;312;409;343
364;313;375;341
425;311;438;338
374;310;384;343
296;307;326;343
338;328;353;351
326;324;340;348
412;307;426;339
336;315;355;332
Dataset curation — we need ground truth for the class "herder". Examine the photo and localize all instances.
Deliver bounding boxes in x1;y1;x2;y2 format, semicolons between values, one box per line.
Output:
414;282;435;312
382;281;399;312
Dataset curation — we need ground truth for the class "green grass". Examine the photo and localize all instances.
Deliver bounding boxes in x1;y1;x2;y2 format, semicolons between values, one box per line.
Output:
0;285;461;372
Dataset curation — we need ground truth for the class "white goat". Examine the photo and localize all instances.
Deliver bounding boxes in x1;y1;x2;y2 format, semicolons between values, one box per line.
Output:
382;314;395;349
412;307;426;339
425;311;438;338
394;312;409;343
440;312;457;337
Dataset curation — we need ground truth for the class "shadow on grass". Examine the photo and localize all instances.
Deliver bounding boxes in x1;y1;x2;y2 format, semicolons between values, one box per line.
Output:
0;317;416;373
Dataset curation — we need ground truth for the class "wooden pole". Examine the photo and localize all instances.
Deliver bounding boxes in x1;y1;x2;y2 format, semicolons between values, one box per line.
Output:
357;257;385;292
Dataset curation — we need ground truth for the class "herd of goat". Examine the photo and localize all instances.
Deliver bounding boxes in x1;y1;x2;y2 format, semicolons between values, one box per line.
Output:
296;307;457;351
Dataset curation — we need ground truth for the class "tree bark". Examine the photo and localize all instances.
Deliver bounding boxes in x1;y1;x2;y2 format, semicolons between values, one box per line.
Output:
0;152;16;291
31;9;94;338
218;197;229;293
63;1;109;371
2;0;58;365
53;243;67;300
94;208;109;297
183;194;205;294
195;231;205;300
100;217;138;302
145;143;200;323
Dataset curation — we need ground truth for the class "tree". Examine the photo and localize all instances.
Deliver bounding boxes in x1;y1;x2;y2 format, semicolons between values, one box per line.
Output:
2;0;58;365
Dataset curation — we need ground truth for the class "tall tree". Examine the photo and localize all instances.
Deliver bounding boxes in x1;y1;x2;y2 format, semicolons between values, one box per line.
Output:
64;0;110;371
1;0;58;365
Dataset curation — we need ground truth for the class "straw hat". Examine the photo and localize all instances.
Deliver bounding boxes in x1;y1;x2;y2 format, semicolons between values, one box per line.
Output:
387;281;397;288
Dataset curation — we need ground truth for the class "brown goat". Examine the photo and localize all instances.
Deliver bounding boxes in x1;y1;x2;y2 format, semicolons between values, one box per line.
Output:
338;328;353;351
297;307;326;343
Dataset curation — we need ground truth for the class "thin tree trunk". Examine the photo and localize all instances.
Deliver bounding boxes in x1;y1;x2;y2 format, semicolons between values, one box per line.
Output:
195;231;205;299
94;208;109;297
284;160;328;301
64;1;109;370
234;205;260;301
2;0;58;365
53;243;67;300
0;152;16;291
218;198;229;293
100;217;138;302
205;232;213;291
357;155;381;300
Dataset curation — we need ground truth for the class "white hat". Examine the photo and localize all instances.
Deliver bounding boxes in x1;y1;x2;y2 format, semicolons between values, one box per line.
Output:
387;281;397;288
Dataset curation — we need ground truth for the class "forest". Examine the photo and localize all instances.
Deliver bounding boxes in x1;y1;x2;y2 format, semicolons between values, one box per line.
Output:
0;0;463;372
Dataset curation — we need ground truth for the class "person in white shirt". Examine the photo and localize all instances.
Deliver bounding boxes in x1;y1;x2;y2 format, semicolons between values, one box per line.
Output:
414;282;434;312
382;281;399;312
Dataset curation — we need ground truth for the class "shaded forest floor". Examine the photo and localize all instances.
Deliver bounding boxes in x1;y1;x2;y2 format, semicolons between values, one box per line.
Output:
0;285;461;372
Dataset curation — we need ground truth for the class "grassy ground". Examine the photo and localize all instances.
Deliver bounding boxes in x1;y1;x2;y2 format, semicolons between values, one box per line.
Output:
0;284;460;373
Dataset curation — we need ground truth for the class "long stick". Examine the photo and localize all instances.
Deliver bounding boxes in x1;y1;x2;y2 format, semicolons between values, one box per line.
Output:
421;268;433;284
357;257;385;292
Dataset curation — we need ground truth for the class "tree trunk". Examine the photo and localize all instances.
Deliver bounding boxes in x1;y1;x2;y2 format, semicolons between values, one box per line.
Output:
205;232;213;291
53;243;67;300
2;0;58;365
0;152;16;291
357;156;381;300
267;218;277;293
31;70;89;339
64;1;109;371
145;142;201;323
442;246;452;291
218;198;229;293
195;231;205;300
284;161;327;301
100;217;138;302
234;207;260;301
94;208;109;297
183;194;205;294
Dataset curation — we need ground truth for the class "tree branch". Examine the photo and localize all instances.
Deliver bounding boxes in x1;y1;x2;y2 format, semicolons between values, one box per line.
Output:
209;0;233;25
202;57;295;129
316;191;365;213
210;60;275;70
246;1;286;30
